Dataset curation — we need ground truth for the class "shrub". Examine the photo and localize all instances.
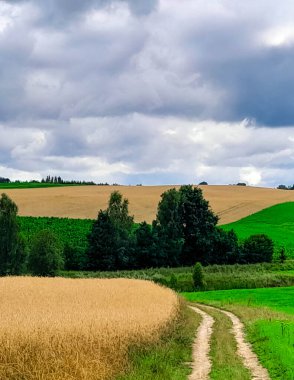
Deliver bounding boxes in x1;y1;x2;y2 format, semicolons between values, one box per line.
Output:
242;234;274;263
28;230;63;276
279;247;286;263
192;262;204;289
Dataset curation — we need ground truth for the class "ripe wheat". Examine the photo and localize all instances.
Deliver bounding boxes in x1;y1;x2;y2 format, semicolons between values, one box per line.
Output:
0;277;179;380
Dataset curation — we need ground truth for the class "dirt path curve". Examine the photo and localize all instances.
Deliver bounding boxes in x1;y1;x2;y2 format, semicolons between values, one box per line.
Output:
201;304;270;380
188;306;215;380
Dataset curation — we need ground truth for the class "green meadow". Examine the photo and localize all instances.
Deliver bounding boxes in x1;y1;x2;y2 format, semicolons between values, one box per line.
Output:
222;202;294;259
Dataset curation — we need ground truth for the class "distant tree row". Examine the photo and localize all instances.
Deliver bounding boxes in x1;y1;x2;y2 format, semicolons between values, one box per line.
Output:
277;184;294;190
86;186;274;271
41;176;96;185
0;186;275;276
0;177;10;183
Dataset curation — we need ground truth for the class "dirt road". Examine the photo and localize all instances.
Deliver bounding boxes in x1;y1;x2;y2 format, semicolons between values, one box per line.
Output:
189;304;270;380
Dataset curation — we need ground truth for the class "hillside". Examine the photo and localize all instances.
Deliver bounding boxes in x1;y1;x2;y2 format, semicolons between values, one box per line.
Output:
222;202;294;257
1;185;294;224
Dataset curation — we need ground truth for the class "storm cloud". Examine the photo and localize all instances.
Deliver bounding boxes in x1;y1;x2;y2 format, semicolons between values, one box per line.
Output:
1;0;294;185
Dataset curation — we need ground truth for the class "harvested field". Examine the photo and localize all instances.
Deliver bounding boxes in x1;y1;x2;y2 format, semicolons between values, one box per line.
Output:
2;185;294;224
0;277;179;380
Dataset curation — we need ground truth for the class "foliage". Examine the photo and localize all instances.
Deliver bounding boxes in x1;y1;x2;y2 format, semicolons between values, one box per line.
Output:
221;202;294;258
192;262;204;289
0;193;27;275
107;191;134;232
279;247;287;263
28;229;64;276
61;261;294;292
87;210;119;271
18;216;92;269
241;234;274;263
179;185;219;265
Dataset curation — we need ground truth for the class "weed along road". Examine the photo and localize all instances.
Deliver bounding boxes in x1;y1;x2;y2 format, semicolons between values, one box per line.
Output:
189;304;270;380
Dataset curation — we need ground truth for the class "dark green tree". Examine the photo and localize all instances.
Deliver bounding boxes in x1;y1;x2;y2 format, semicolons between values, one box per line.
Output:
279;247;286;263
87;210;118;270
241;234;274;263
28;230;63;276
107;191;134;232
192;262;205;289
212;229;239;264
179;185;218;265
155;189;183;266
63;243;88;270
0;193;27;275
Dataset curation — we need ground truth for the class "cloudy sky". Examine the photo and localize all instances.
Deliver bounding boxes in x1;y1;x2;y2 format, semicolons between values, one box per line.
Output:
1;0;294;186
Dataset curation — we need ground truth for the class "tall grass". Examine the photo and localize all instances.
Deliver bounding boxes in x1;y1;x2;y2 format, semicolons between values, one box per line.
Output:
61;261;294;292
0;277;179;380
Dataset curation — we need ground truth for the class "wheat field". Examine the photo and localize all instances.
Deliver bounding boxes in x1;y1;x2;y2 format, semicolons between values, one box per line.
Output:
0;277;179;380
2;185;294;224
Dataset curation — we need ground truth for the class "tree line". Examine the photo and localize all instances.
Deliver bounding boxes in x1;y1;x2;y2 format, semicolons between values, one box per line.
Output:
0;186;275;277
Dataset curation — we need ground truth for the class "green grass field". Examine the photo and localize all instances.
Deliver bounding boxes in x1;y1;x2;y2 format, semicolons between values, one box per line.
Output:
183;287;294;380
222;202;294;259
183;286;294;314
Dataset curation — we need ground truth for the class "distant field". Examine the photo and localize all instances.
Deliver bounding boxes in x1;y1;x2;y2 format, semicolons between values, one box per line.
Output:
0;277;178;380
2;185;294;224
222;202;294;258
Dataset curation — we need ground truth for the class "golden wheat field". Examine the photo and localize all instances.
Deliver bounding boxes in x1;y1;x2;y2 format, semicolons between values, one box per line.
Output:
0;277;179;380
3;185;294;224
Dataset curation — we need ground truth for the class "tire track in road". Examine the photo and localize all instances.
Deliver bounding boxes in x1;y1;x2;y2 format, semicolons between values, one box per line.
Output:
188;306;215;380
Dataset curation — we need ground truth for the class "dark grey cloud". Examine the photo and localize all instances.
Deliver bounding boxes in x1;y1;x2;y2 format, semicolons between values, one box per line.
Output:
1;0;294;185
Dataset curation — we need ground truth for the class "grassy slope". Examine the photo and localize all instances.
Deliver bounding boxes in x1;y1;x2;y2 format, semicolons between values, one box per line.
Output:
116;302;200;380
183;287;294;380
222;202;294;258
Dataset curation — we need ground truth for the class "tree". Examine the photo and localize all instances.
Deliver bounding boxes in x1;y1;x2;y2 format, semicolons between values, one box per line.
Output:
87;192;135;271
179;185;218;265
192;262;204;289
156;189;183;266
279;247;286;263
87;210;118;270
212;229;239;264
0;193;27;275
28;230;63;276
107;191;133;232
241;234;274;263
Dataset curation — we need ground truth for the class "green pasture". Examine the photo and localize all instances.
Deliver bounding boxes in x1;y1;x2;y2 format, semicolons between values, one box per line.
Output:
221;202;294;258
182;286;294;314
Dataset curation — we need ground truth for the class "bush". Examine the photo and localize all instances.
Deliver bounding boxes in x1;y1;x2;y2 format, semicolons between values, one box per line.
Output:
28;230;64;276
192;262;204;289
242;234;274;263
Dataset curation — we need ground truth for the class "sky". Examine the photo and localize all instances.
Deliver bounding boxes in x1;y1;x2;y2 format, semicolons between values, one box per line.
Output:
1;0;294;187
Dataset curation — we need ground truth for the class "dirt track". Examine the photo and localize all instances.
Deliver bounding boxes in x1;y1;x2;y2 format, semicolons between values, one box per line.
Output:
2;185;294;224
190;304;270;380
